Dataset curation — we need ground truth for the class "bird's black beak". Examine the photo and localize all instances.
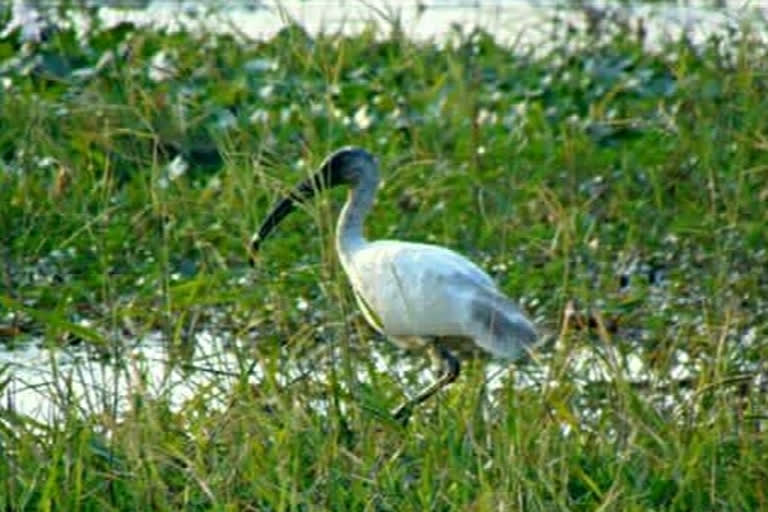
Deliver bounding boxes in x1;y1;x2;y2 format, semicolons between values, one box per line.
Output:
247;147;372;261
247;193;301;265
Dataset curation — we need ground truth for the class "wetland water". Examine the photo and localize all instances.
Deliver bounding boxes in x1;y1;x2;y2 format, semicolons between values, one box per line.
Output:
8;0;764;47
2;0;766;421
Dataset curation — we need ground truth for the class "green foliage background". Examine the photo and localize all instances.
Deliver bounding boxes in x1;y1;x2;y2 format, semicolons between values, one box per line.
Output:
1;3;767;510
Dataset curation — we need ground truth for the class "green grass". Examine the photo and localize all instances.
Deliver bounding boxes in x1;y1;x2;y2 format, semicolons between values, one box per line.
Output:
1;3;768;510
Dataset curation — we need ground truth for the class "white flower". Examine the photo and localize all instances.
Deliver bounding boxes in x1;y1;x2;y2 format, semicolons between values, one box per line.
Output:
353;105;372;130
167;155;188;180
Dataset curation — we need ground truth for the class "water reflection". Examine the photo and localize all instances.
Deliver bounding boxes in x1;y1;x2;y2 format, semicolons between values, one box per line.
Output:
2;331;246;420
2;323;764;427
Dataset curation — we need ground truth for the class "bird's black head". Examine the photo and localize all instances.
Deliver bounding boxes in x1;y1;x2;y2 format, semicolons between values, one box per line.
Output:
304;146;377;190
249;147;377;259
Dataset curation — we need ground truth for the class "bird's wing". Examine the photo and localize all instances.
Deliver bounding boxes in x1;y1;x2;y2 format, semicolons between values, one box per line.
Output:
344;240;498;335
364;240;496;290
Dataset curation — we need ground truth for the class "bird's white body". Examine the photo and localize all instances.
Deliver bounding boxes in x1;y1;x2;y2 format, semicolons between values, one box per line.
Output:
340;240;491;335
339;239;535;360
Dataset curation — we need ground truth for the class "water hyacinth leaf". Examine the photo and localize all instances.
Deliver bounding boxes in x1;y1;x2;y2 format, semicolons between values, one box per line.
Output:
33;53;72;79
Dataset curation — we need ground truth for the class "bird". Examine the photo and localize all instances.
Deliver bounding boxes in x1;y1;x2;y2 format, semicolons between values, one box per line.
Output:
250;147;538;424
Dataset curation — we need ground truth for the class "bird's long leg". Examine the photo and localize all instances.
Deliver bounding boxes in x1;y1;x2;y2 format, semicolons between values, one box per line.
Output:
391;343;460;424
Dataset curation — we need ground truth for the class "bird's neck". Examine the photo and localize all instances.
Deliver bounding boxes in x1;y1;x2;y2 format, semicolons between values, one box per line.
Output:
336;173;378;257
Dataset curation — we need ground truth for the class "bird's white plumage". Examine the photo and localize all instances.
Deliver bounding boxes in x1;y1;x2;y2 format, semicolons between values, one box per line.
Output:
339;240;492;332
338;239;535;359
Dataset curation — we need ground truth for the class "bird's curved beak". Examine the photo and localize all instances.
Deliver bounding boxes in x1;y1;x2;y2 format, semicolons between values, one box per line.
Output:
247;148;364;263
247;194;297;264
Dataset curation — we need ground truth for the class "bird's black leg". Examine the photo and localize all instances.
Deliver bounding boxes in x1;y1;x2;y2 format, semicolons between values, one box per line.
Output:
391;343;461;425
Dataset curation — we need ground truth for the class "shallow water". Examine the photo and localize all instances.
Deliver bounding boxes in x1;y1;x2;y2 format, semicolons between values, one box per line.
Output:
5;322;760;423
1;331;246;420
7;0;766;50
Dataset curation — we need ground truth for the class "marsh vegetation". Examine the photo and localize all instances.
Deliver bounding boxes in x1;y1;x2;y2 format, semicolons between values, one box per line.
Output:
1;2;767;510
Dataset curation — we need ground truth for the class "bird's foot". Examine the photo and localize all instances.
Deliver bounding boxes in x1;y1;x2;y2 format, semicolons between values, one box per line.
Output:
391;403;412;426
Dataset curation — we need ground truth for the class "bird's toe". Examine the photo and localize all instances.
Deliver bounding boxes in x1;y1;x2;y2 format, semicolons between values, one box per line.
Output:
391;403;412;426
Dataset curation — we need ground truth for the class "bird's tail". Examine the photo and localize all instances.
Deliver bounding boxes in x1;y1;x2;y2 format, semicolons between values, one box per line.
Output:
469;291;538;360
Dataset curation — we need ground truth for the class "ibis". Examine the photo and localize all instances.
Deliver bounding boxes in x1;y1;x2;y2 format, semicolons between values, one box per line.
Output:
250;147;538;423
